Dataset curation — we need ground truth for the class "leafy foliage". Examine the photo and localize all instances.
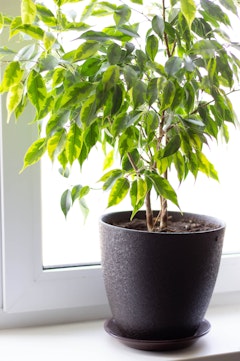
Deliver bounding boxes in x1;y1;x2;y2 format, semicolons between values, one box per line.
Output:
0;0;240;230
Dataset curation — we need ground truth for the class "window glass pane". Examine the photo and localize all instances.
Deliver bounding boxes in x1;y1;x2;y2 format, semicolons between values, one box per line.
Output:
42;122;240;268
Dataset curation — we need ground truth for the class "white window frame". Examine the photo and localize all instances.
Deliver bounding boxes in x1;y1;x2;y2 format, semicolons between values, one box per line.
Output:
0;0;240;329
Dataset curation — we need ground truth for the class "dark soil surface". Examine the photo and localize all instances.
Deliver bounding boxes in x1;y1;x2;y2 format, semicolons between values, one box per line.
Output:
114;216;219;233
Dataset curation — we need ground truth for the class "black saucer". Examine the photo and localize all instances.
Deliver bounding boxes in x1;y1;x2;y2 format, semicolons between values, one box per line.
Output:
104;318;211;351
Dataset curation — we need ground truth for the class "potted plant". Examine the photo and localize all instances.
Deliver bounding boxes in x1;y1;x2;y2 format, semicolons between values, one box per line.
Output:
0;0;239;350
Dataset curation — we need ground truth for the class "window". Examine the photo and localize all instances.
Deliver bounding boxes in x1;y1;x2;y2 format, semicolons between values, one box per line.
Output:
0;0;240;329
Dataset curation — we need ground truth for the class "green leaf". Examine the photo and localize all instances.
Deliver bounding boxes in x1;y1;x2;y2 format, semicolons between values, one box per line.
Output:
161;80;175;111
46;110;70;137
66;123;82;165
173;151;186;182
84;121;99;150
80;30;112;42
60;82;93;109
132;80;147;109
152;15;164;38
73;41;100;62
0;62;24;92
147;78;158;106
147;173;179;208
107;177;130;207
6;82;24;122
21;0;36;24
27;70;47;114
80;58;102;77
191;40;220;58
180;0;196;28
219;0;237;15
107;43;122;65
61;189;72;218
71;185;90;203
80;95;97;127
114;5;131;26
146;35;159;61
99;169;123;190
162;135;181;158
102;65;120;91
165;57;182;76
200;0;230;26
130;0;143;4
123;65;138;90
11;24;44;40
21;138;47;172
36;4;57;26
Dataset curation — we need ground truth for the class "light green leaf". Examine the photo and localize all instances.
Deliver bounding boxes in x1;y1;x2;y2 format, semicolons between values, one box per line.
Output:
47;129;67;161
130;179;145;219
61;189;72;218
0;47;16;57
99;169;123;190
43;32;56;51
27;70;47;114
108;177;130;207
191;40;221;57
130;0;143;4
146;172;179;208
60;83;93;109
146;35;159;61
136;178;148;204
11;24;44;40
66;123;82;165
80;95;97;127
21;0;36;24
114;5;131;26
165;57;182;76
21;138;47;172
72;185;90;202
0;62;24;92
152;15;165;38
180;0;196;28
198;152;219;180
0;13;3;32
201;0;230;26
219;0;237;15
74;41;100;62
103;150;114;170
6;82;24;122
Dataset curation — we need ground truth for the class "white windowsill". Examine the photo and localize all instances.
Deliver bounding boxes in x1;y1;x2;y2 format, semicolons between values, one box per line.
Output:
0;304;239;361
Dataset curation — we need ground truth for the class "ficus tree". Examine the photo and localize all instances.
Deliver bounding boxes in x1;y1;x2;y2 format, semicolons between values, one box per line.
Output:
0;0;239;231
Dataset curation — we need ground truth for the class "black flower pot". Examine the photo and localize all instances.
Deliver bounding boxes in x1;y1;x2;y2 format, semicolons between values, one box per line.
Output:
100;211;225;341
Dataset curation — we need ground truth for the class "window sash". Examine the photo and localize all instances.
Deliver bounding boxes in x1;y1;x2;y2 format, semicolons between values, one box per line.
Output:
0;108;240;326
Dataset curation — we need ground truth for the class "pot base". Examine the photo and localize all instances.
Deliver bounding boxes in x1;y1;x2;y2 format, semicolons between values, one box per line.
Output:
104;318;211;351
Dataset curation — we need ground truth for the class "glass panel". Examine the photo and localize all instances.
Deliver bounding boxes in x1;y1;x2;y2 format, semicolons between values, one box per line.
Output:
42;120;240;268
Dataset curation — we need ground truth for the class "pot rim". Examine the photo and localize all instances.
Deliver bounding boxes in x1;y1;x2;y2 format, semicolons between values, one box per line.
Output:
99;210;226;235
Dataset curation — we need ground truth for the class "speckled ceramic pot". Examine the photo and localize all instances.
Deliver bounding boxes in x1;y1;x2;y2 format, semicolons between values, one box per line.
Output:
100;211;225;340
